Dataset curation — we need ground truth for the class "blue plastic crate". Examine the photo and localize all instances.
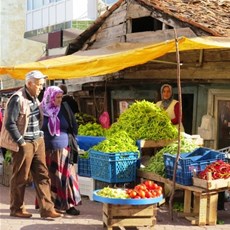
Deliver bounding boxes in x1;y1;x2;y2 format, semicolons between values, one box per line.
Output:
89;150;138;183
77;136;105;151
78;158;91;177
163;148;225;186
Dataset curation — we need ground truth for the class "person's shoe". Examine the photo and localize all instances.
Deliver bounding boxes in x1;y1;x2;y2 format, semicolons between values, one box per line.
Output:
10;210;32;218
55;209;65;214
40;210;62;218
66;207;80;216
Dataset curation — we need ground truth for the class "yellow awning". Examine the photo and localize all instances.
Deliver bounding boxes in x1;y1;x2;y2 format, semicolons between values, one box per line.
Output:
1;36;230;80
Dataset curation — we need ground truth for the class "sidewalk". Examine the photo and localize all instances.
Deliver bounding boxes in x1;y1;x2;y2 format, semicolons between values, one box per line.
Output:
0;182;230;230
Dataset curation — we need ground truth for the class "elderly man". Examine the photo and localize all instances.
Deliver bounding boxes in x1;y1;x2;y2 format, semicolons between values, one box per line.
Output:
0;70;61;219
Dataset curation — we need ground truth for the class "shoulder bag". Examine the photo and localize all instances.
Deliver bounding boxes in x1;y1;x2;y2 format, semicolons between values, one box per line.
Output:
63;102;79;164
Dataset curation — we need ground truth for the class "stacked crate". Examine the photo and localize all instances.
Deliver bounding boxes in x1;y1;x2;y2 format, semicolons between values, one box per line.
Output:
77;135;105;200
163;147;225;186
89;150;138;183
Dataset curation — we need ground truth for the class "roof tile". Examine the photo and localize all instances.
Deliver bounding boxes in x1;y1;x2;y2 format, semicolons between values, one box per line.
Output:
144;0;230;36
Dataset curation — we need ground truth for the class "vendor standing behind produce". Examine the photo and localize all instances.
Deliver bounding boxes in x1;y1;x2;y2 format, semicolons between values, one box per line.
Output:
156;84;184;132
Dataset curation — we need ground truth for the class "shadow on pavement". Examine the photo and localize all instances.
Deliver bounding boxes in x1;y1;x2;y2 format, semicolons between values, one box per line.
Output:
20;224;105;230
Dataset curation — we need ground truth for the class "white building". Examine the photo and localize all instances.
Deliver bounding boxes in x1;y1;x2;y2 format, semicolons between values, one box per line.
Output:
0;0;44;89
24;0;116;57
0;0;116;90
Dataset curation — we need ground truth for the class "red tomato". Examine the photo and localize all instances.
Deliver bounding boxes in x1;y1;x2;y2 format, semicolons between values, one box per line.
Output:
151;183;159;190
126;189;133;195
158;186;163;191
145;191;152;198
140;184;147;190
155;189;162;197
144;180;154;190
129;190;137;198
151;190;157;197
138;190;146;198
134;185;141;191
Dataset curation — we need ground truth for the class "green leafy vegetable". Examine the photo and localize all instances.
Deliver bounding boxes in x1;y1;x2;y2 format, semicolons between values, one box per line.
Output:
75;113;96;125
106;100;178;141
97;187;129;199
91;130;139;154
78;123;105;136
142;138;198;176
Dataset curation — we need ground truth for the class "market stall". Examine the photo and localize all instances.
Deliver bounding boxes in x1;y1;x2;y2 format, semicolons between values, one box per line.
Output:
93;182;163;229
137;169;230;226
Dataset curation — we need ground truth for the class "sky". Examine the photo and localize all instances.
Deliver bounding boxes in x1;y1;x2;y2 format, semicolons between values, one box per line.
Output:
103;0;117;5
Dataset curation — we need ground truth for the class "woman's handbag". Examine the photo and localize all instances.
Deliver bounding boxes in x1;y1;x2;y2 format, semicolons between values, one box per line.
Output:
68;133;79;164
63;102;79;164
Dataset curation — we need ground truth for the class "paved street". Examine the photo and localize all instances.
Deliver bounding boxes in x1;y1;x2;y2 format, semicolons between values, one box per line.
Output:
0;182;230;230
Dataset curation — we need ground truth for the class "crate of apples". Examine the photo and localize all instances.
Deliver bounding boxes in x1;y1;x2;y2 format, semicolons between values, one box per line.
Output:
126;180;163;199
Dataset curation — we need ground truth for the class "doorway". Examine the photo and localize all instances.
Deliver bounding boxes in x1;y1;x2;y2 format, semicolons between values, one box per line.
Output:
217;100;230;149
208;89;230;149
174;94;194;134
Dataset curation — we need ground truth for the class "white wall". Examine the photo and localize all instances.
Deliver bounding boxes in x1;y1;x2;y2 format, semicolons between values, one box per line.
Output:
0;0;44;88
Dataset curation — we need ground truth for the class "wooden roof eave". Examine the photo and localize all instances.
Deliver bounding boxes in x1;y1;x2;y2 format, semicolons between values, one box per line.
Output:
66;0;124;55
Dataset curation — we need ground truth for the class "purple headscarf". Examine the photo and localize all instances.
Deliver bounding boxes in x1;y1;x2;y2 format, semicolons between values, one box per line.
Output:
41;86;63;136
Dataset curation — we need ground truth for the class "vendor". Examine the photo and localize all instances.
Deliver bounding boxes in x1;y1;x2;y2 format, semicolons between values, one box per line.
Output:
156;84;184;132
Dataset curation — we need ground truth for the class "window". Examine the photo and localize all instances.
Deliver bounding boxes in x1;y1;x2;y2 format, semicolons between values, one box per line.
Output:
132;16;164;33
27;0;32;10
33;0;43;9
27;0;62;10
43;0;50;5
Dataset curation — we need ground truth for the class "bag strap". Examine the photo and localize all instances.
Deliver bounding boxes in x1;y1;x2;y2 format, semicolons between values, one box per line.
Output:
63;102;74;134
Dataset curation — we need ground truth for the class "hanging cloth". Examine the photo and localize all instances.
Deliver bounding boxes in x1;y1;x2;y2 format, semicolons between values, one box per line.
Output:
99;80;111;129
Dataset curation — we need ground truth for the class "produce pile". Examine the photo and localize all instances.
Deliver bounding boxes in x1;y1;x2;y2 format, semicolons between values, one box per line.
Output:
142;138;198;176
97;187;129;199
198;160;230;180
4;150;12;163
75;113;96;125
106;100;178;141
97;180;162;199
78;151;89;159
77;100;178;141
90;130;139;154
126;180;162;199
78;122;105;136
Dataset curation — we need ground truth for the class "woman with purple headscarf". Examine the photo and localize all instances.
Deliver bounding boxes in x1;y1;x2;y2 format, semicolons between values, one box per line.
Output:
40;86;81;216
